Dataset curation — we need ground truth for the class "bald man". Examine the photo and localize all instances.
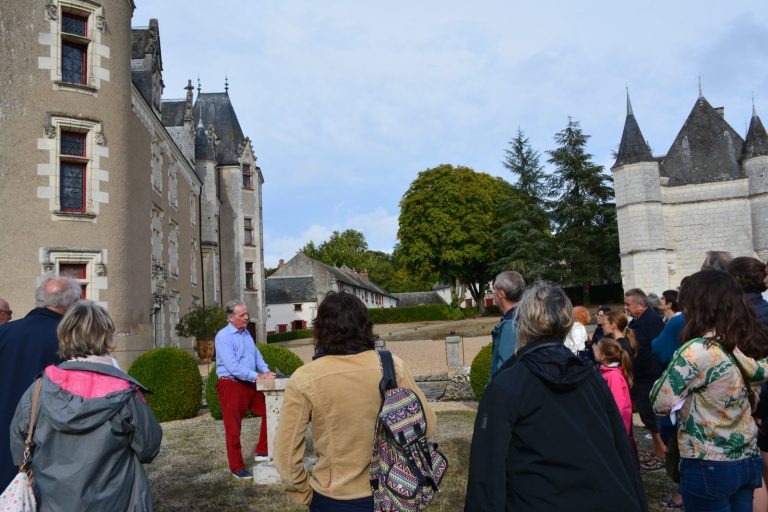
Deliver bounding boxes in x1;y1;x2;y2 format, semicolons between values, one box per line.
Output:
0;298;10;325
0;276;81;489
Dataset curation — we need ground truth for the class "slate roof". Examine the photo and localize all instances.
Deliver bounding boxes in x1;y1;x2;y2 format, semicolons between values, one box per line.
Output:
743;110;768;160
161;100;186;127
193;93;245;166
266;277;316;304
660;96;745;186
331;264;397;299
613;94;653;169
195;123;216;162
392;291;447;307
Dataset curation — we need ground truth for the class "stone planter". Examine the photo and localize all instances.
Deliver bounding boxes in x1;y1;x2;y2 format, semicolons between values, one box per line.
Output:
195;338;215;363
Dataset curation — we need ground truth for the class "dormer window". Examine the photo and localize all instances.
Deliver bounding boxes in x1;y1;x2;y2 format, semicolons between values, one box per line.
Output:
242;164;253;189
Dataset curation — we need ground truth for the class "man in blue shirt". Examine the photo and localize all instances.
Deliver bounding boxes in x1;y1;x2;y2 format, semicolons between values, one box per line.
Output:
489;271;525;379
216;300;275;480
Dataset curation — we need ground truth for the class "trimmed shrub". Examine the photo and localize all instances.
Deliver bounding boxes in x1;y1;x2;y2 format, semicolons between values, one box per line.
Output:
206;367;222;420
205;344;304;420
259;344;305;375
128;347;202;422
267;328;313;343
482;305;501;316
469;343;493;401
367;304;471;324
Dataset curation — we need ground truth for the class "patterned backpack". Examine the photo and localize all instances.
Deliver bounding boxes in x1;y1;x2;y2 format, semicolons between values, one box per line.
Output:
370;350;448;511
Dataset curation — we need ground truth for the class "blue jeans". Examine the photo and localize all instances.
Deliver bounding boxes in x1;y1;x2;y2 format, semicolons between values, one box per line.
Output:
309;491;373;512
680;457;762;512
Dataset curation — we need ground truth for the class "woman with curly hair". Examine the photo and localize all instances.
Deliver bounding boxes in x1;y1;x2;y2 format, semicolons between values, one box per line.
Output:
651;271;768;511
274;291;435;511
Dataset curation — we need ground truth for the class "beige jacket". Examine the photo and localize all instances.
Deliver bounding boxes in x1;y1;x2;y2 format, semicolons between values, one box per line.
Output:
274;350;436;505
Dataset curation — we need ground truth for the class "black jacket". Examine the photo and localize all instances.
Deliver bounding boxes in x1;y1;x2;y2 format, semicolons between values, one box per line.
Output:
0;307;62;489
629;308;664;379
464;339;647;512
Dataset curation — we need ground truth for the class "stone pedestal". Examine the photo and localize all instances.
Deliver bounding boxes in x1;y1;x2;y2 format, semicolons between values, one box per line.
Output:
253;377;289;485
445;335;463;378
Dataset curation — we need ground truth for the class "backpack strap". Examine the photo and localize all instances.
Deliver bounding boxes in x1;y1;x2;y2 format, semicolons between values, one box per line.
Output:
377;349;397;397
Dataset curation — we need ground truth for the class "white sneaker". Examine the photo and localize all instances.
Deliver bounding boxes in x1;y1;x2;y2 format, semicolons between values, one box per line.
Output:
254;454;269;462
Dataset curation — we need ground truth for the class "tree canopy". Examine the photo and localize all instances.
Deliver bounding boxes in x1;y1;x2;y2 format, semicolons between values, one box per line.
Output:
546;118;620;295
397;164;508;310
494;129;554;279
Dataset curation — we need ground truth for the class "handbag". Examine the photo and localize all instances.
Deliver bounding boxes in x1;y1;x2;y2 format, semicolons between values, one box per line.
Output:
0;379;43;511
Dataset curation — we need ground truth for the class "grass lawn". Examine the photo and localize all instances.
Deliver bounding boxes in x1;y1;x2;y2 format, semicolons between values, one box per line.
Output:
148;409;676;511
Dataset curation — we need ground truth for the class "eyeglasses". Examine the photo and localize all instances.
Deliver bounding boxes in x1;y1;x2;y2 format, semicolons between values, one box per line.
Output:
0;309;11;317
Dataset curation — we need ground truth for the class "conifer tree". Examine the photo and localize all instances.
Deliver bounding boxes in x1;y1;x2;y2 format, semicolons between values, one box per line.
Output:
546;118;620;300
494;129;553;279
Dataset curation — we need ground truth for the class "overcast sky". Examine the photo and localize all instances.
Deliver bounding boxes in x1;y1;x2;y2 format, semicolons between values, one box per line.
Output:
133;1;768;268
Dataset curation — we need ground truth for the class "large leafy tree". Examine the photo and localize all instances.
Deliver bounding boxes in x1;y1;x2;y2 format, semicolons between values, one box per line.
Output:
494;129;553;279
397;164;508;312
546;118;620;299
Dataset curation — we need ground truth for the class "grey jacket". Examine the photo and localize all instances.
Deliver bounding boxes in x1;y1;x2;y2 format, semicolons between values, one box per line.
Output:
10;361;162;512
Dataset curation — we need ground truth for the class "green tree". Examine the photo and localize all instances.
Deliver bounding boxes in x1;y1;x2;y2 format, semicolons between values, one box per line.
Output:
495;129;553;279
300;229;369;268
546;118;620;301
397;164;508;312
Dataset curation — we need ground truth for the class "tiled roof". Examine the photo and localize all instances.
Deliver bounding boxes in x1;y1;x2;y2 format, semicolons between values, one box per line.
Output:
193;93;245;166
266;276;316;304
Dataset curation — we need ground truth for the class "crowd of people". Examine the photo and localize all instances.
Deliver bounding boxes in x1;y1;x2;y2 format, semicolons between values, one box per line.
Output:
2;248;768;511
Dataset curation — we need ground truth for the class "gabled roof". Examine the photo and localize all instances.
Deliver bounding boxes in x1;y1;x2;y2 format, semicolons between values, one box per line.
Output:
392;291;447;307
193;93;245;166
266;276;316;304
161;100;186;127
743;108;768;160
613;93;653;169
660;96;745;186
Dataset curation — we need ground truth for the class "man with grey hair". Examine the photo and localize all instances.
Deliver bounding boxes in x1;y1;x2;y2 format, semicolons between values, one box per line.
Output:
0;298;11;325
0;276;81;489
215;300;275;480
701;250;732;272
489;271;526;378
624;287;666;464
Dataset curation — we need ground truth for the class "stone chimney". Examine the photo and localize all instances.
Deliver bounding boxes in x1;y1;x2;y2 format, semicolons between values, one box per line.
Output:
278;259;285;269
359;271;369;282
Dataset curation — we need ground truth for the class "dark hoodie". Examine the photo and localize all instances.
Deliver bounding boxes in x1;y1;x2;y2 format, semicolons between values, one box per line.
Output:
465;339;647;512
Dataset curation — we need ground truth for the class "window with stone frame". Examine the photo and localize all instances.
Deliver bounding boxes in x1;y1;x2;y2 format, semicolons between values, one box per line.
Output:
244;217;254;246
242;164;253;189
245;261;255;290
168;222;179;278
59;131;88;212
59;263;88;298
60;10;90;85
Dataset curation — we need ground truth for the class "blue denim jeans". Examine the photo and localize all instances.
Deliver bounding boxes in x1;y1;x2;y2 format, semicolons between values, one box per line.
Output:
680;457;762;512
309;491;373;512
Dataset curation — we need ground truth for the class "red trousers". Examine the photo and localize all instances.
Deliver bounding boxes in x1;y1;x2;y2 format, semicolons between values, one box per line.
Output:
217;378;268;473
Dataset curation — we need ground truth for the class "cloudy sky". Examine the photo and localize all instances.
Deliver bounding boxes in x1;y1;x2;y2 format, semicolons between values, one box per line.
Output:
133;1;768;267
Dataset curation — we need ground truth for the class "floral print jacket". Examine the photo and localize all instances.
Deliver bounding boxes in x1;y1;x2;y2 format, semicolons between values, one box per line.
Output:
650;337;768;461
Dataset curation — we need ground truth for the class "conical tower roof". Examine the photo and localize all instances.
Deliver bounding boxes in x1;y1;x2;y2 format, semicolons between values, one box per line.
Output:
742;106;768;160
613;92;653;169
660;96;745;186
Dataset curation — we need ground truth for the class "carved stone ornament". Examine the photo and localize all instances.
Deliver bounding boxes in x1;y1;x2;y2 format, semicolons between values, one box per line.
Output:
95;263;106;276
94;131;105;145
95;15;105;31
45;0;58;20
45;124;56;139
42;262;55;273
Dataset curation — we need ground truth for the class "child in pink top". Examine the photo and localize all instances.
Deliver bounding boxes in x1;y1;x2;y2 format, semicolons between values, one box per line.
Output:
594;337;633;436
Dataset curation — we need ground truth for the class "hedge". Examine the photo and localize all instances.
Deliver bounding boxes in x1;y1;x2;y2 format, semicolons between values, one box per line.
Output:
267;328;313;343
367;304;475;324
128;347;202;422
469;343;493;401
206;344;305;420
